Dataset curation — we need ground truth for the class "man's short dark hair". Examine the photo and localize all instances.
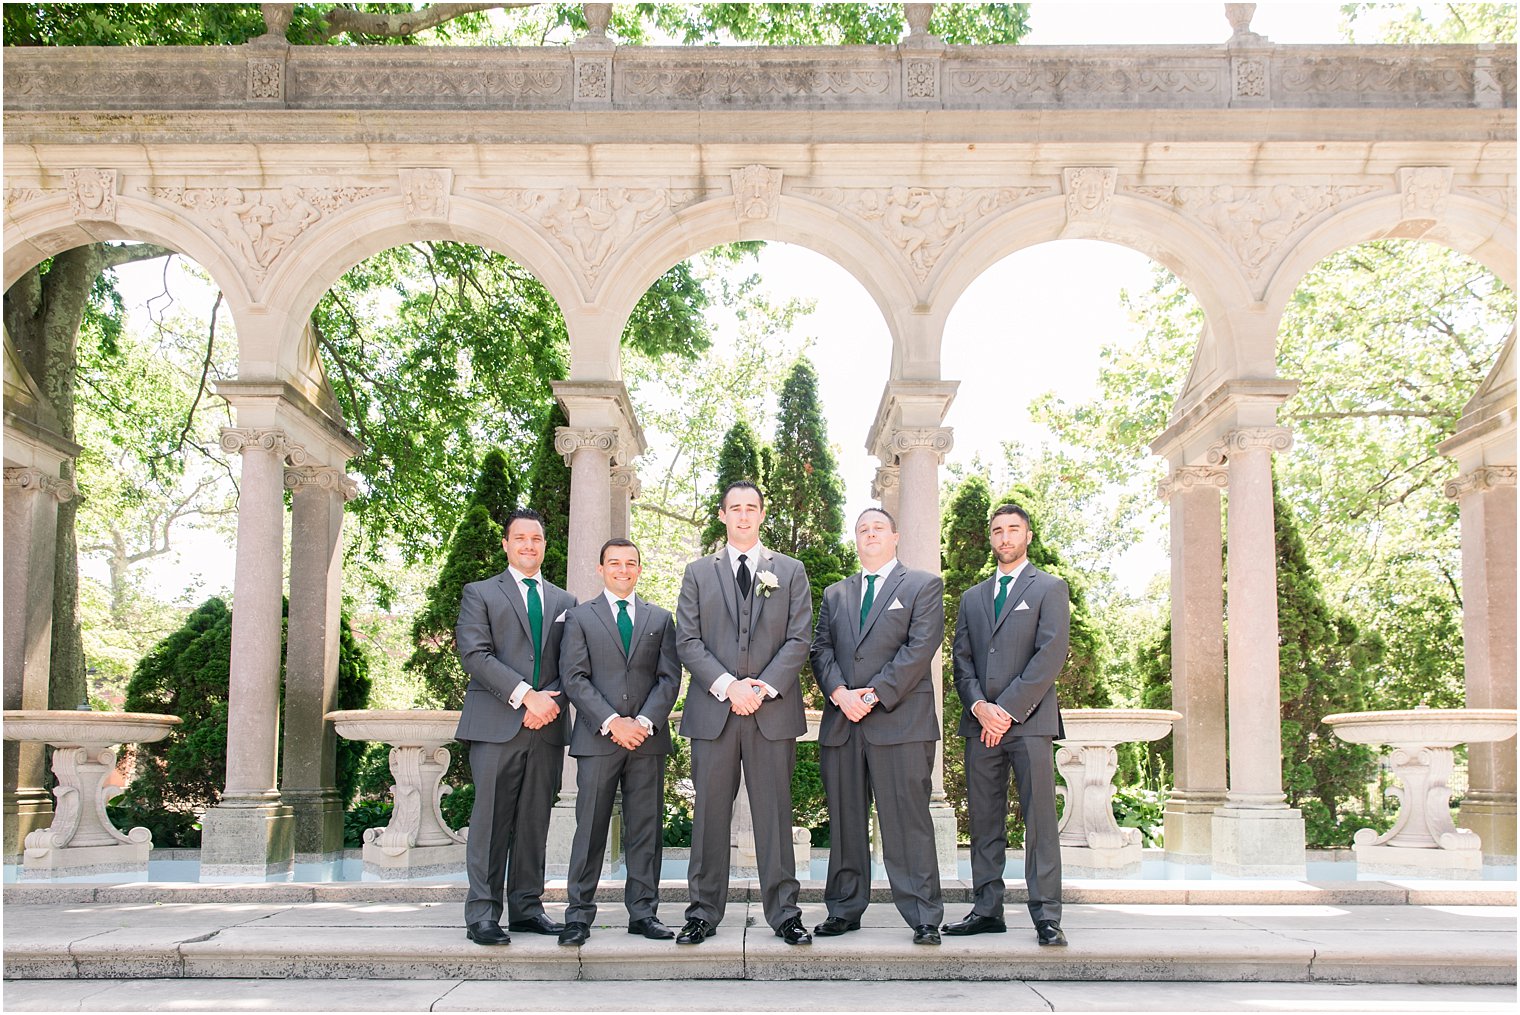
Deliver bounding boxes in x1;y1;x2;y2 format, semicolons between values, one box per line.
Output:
720;479;764;511
855;506;897;533
504;507;546;536
990;503;1032;530
599;537;640;565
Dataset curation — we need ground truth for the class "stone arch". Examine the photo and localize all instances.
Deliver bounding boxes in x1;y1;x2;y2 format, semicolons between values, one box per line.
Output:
586;193;917;381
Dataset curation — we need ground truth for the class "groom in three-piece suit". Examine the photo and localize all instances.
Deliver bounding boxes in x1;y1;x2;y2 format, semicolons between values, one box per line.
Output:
454;508;576;945
556;537;682;947
810;507;945;946
675;480;814;946
946;502;1071;947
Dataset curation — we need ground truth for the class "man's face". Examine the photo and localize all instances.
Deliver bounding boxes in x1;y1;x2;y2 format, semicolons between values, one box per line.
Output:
503;518;546;576
855;511;898;571
718;487;765;549
990;512;1032;568
598;545;642;599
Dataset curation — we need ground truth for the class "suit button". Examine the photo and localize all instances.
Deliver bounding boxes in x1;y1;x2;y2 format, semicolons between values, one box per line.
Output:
854;654;863;662
989;648;996;654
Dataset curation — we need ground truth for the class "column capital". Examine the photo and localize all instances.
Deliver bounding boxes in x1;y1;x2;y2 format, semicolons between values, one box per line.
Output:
888;426;954;463
554;426;618;466
3;466;76;502
220;426;310;465
1157;465;1228;502
1446;464;1517;500
871;464;901;499
610;464;641;499
1205;426;1292;465
283;464;359;502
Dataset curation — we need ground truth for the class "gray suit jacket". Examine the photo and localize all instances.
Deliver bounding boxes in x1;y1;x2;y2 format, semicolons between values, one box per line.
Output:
675;547;811;742
560;594;681;758
952;564;1070;740
811;565;944;747
454;569;576;745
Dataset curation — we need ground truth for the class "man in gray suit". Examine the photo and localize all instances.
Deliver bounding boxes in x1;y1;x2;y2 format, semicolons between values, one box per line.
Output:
454;508;576;945
946;502;1071;947
557;537;681;947
811;507;945;945
675;480;813;946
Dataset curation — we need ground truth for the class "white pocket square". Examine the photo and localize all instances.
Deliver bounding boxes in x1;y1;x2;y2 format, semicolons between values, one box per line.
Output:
554;610;567;622
1014;600;1030;611
888;599;904;610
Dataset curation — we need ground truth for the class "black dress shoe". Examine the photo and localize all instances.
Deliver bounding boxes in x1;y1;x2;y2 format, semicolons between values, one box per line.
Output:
775;916;812;945
465;920;511;945
941;913;1007;936
508;914;565;935
913;924;941;946
676;918;716;945
812;916;860;937
628;916;675;940
1035;920;1067;946
558;921;590;947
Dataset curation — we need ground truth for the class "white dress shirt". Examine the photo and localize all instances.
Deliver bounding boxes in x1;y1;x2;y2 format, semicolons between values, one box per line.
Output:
506;565;547;709
711;543;778;702
598;589;656;737
991;558;1029;606
860;558;898;607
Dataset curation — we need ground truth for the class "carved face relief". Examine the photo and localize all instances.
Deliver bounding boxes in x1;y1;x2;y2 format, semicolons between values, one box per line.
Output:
1399;166;1452;221
66;169;116;221
1063;167;1116;223
731;165;782;221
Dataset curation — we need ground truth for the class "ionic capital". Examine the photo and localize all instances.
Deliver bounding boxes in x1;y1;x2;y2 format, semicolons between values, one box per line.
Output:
871;464;900;498
284;464;359;502
554;426;618;466
3;466;77;502
1157;465;1229;502
888;427;954;462
1204;427;1292;465
1445;465;1517;500
219;426;310;465
610;464;641;499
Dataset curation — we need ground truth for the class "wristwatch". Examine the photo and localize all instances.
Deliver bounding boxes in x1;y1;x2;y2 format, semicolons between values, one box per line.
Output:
861;691;879;706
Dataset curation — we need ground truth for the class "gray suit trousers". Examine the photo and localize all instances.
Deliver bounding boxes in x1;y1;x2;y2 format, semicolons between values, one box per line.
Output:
464;734;562;926
965;734;1062;925
821;727;943;929
685;714;801;931
565;750;665;925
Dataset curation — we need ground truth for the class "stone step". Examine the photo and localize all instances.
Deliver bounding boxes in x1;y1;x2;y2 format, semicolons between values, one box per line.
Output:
4;899;1514;985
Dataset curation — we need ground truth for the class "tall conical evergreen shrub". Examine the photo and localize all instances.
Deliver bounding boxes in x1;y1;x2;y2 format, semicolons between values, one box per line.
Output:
701;420;765;552
529;402;572;588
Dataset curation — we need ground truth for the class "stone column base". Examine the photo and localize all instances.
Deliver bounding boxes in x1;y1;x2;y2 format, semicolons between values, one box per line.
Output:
1458;793;1517;862
362;841;466;880
1354;841;1482;879
1061;841;1142;878
285;787;345;863
21;839;150;880
545;801;577;877
198;799;294;879
930;800;960;880
1211;806;1306;878
4;786;54;862
1163;791;1226;866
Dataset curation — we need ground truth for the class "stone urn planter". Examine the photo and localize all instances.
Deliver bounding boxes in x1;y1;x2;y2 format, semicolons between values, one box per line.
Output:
1323;707;1517;878
1055;708;1181;877
3;710;181;878
327;709;466;878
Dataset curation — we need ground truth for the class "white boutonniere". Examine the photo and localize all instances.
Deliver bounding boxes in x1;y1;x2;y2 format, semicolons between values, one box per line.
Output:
755;570;780;598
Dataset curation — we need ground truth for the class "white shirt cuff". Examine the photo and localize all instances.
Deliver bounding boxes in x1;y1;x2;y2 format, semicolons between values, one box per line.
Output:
757;681;778;699
509;681;532;708
599;714;616;735
636;715;655;733
711;674;736;700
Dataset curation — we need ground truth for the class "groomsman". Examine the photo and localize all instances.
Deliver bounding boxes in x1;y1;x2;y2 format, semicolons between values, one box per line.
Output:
454;508;575;945
675;480;813;946
810;507;945;945
946;503;1071;947
556;538;682;947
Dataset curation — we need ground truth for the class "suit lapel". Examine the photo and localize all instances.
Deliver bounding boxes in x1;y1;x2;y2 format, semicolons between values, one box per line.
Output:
748;549;774;625
858;567;907;644
713;552;740;627
536;578;562;654
843;573;863;644
629;595;655;657
990;565;1038;636
590;593;622;653
497;573;533;643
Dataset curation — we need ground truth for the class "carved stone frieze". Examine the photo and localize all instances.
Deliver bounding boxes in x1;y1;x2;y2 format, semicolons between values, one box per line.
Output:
576;58;611;100
4;467;77;502
1278;57;1472;98
1204;427;1293;465
1233;57;1267;99
947;61;1223;99
1445;465;1518;499
888;427;954;461
1398;166;1453;221
793;185;1047;281
1457;186;1515;212
617;62;893;102
400;168;452;223
66;169;117;222
147;185;387;278
732;165;783;222
490;186;669;285
1157;465;1229;502
288;63;570;104
554;426;619;465
248;57;284;101
1063;167;1117;225
1127;183;1380;279
4;186;66;212
220;426;310;465
904;58;938;99
284;464;359;502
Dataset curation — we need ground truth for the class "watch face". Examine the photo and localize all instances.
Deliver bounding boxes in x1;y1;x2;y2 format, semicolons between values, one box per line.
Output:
862;692;878;705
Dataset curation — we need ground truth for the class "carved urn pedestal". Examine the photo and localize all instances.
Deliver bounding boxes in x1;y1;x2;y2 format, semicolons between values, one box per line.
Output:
2;710;181;879
328;710;467;879
1055;709;1181;878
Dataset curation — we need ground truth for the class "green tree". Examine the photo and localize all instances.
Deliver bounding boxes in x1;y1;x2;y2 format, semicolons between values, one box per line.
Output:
1341;3;1516;43
528;402;572;588
701;420;766;553
939;474;995;836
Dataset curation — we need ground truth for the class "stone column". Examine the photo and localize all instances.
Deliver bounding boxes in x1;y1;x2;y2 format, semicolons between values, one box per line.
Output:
1156;466;1229;866
199;427;297;877
872;463;900;519
1209;427;1305;877
280;464;355;864
2;465;75;860
610;465;639;541
1448;465;1518;859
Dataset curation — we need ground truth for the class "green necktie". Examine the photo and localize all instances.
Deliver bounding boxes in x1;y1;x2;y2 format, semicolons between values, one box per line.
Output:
616;599;633;654
860;574;877;628
523;577;543;687
994;574;1013;619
